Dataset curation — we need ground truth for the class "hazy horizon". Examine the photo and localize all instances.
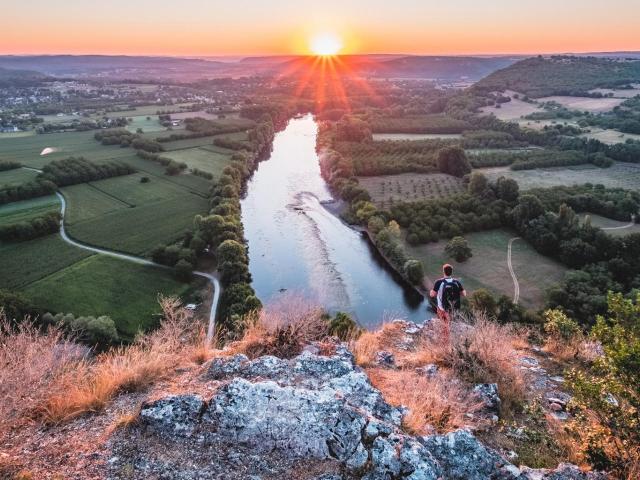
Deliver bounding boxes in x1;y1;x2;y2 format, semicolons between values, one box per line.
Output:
3;0;639;57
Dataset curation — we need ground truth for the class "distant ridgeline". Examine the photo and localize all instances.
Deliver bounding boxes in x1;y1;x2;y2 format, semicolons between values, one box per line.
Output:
474;56;640;97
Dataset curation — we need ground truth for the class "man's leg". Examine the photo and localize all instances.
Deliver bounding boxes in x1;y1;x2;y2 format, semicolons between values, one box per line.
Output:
437;308;450;341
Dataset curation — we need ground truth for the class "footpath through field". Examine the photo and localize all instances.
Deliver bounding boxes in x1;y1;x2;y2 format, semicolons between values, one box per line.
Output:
507;237;521;305
22;164;220;343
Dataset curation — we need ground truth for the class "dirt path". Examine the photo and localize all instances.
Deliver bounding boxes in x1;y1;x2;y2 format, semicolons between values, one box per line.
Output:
507;237;521;305
52;188;220;344
601;221;635;231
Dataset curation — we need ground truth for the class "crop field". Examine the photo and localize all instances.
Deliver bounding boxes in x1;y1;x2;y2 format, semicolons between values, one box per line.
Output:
372;133;463;141
368;114;471;134
0;131;133;168
480;97;543;120
516;119;581;131
158;136;221;150
0;235;93;290
86;172;192;206
405;229;567;309
0;195;60;226
105;103;196;117
125;115;166;133
580;128;640;145
67;194;209;255
537;96;624;113
578;213;640;237
480;162;640;191
0;167;38;187
0;131;36;139
358;173;464;208
162;147;233;177
61;183;130;224
23;254;197;338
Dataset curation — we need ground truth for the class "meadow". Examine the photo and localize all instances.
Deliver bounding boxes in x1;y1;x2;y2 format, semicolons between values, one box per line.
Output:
0;167;39;187
480;162;640;191
580;128;640;145
480;96;543;121
162;147;234;176
537;96;624;113
372;133;462;141
0;195;60;226
357;173;464;208
405;228;567;309
23;254;199;339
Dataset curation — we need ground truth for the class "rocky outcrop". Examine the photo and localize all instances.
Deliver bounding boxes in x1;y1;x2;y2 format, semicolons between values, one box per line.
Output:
109;342;605;480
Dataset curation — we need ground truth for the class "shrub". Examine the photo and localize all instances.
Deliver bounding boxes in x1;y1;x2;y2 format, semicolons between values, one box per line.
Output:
436;146;471;177
328;312;360;340
445;236;473;262
470;289;498;317
404;259;425;286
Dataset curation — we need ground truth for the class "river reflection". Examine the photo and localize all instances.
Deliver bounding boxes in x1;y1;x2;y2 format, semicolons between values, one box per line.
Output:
240;115;426;328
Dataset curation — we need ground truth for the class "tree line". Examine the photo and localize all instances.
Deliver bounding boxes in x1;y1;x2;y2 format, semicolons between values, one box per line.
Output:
0;211;60;242
39;157;135;187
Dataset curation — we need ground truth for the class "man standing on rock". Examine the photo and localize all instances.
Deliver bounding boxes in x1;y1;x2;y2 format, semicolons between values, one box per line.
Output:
430;264;466;336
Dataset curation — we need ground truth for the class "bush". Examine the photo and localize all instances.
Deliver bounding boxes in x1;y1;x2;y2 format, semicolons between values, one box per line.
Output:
436;146;471;177
404;259;425;286
445;236;472;262
566;292;640;477
328;312;360;340
469;289;498;317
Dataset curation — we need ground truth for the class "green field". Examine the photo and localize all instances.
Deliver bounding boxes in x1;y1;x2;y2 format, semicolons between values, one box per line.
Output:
61;183;130;224
0;167;39;187
0;235;94;290
67;194;209;255
163;147;233;177
405;229;567;309
0;131;133;168
358;173;464;208
86;172;191;206
579;213;640;237
125;115;166;133
0;195;60;226
480;162;640;192
23;254;197;338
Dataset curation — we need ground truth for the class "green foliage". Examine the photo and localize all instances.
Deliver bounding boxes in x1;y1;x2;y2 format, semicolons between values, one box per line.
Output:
403;259;425;286
468;172;489;196
543;309;581;341
328;312;360;340
0;211;60;242
0;289;33;322
469;288;498;317
445;236;472;262
436;146;471;177
42;311;119;347
368;114;471;134
39;156;135;187
0;160;21;171
566;292;640;477
335;116;372;142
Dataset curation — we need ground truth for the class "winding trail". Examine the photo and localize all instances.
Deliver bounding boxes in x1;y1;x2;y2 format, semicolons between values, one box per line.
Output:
507;237;521;305
601;221;635;231
51;187;220;344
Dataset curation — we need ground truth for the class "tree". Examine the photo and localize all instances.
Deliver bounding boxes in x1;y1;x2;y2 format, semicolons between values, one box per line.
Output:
496;176;519;202
470;288;498;317
328;312;359;339
445;236;472;262
404;259;425;286
436;146;471;177
468;172;489;196
174;259;194;281
512;194;545;227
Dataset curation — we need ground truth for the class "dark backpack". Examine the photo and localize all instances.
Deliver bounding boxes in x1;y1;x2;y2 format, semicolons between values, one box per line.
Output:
441;279;462;310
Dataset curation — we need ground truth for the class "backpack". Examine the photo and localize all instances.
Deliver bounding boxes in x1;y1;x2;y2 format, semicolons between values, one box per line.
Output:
441;279;462;310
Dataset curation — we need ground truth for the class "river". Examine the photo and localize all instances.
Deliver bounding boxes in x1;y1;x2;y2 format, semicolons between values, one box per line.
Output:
241;115;427;329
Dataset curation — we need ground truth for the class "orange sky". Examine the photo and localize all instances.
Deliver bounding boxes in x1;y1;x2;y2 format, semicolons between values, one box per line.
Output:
2;0;639;56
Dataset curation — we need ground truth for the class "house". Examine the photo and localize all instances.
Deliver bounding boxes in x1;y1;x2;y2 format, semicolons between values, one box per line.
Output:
0;126;19;133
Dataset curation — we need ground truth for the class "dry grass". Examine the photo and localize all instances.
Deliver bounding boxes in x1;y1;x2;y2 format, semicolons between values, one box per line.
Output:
0;297;208;433
351;321;412;366
227;295;331;359
367;367;482;434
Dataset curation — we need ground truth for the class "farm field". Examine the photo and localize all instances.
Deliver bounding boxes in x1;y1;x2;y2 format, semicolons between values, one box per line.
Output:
0;131;35;139
125;115;166;133
66;193;209;255
85;172;191;206
0;195;60;226
516;119;581;131
372;133;462;141
0;235;93;290
480;162;640;191
536;96;624;113
405;229;567;309
580;128;640;144
480;96;543;120
358;173;464;208
0;131;133;168
105;103;195;118
23;254;198;339
61;183;130;224
579;213;640;236
0;167;38;187
162;147;233;176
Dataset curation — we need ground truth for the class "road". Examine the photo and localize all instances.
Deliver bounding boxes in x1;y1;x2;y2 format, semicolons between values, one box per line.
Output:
53;190;220;344
601;221;635;231
507;237;521;305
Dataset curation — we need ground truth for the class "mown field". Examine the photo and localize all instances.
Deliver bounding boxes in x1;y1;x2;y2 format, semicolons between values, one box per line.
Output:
358;173;464;208
0;167;39;187
372;133;462;141
580;128;640;145
163;147;234;176
0;195;60;226
537;96;624;113
579;213;640;237
480;162;640;191
405;228;567;309
23;254;199;339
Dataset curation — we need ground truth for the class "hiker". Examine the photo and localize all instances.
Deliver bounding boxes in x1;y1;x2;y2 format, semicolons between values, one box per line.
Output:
430;264;466;329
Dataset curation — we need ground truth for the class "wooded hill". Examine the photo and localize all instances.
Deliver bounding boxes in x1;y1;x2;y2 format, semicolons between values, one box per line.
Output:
475;56;640;97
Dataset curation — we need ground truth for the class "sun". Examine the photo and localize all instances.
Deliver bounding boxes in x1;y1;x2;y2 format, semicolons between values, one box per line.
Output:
309;32;343;56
